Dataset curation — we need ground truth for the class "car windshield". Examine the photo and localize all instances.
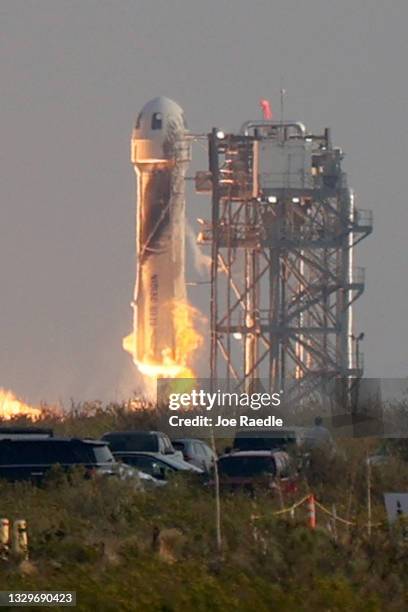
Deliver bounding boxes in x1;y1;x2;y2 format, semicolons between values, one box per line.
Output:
218;455;276;477
92;445;115;463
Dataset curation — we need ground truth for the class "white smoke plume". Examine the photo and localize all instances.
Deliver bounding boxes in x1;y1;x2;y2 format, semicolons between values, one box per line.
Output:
186;221;211;275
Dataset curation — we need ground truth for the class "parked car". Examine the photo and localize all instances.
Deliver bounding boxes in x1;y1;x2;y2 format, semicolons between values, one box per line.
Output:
215;450;297;493
101;431;183;459
172;438;216;472
232;429;302;453
113;451;203;481
0;437;130;484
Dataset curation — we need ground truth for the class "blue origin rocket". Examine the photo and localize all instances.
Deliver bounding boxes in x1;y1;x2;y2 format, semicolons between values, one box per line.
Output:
126;97;190;373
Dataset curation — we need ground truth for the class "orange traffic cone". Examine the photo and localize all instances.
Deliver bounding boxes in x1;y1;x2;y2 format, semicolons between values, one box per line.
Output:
308;494;316;529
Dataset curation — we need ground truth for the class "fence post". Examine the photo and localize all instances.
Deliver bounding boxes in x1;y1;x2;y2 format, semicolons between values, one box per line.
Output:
366;450;372;538
332;504;338;541
0;519;10;560
12;520;28;560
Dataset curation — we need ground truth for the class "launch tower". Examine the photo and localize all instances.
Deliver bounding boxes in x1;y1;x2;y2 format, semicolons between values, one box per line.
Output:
195;121;372;405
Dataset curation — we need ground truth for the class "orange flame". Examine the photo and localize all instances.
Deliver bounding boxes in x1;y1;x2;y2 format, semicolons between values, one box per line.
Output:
0;388;42;421
123;299;204;380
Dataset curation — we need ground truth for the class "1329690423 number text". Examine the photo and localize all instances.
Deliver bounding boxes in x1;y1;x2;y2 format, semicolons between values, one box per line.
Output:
0;591;76;607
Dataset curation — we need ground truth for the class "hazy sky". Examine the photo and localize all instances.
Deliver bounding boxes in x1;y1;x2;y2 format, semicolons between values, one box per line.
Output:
1;0;407;405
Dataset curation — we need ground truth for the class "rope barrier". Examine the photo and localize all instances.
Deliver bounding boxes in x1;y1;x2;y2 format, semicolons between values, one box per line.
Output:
252;494;384;530
314;500;355;526
315;500;384;528
272;494;310;516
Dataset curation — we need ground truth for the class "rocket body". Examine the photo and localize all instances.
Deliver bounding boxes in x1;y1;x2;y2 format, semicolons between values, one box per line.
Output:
130;97;189;369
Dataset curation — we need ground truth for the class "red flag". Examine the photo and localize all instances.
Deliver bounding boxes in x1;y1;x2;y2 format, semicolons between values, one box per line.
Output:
260;99;273;120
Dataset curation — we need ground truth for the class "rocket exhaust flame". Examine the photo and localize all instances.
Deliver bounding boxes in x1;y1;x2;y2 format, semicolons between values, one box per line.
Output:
0;388;42;421
123;299;203;379
123;97;203;381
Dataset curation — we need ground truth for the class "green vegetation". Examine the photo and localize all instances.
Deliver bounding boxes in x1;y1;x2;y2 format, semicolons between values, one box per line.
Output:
0;403;407;611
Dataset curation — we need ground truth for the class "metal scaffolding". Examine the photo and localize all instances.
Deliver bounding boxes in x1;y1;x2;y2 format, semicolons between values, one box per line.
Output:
195;121;372;406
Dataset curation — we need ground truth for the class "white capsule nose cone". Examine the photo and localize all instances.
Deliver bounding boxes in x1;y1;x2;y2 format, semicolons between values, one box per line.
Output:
131;96;187;164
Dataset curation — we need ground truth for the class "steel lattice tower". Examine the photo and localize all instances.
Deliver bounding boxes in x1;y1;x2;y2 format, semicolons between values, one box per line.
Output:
195;121;372;405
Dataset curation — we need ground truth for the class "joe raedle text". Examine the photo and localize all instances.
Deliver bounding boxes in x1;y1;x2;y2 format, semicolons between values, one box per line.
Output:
168;415;283;428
